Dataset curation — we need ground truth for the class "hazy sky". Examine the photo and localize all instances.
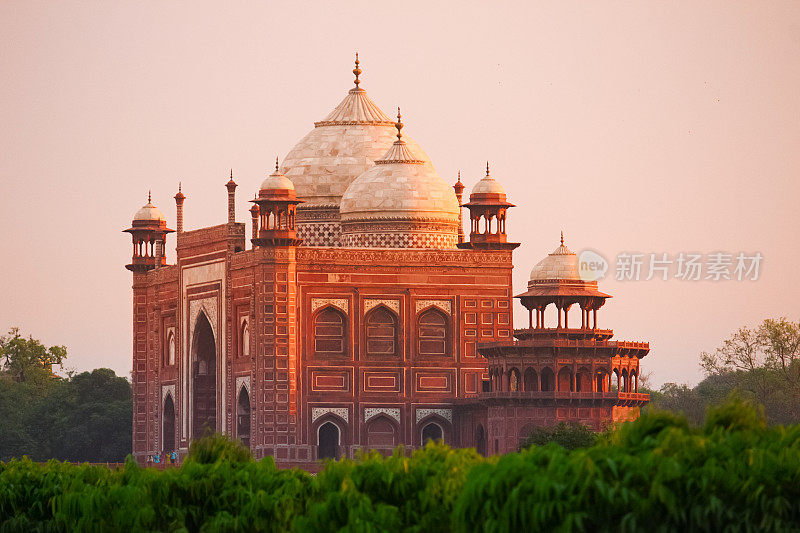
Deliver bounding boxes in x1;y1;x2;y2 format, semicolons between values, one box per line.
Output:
1;2;798;387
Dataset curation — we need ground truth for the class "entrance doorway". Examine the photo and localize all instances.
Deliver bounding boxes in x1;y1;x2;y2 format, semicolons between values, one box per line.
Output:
192;312;216;439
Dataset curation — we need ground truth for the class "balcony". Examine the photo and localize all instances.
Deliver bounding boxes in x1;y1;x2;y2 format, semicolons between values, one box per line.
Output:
458;390;650;405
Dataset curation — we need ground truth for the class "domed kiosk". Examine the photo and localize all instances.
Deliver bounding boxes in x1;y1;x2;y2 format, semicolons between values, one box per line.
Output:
123;192;173;272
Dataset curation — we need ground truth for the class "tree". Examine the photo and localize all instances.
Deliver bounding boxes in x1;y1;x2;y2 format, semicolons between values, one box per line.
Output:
0;327;66;384
694;317;800;423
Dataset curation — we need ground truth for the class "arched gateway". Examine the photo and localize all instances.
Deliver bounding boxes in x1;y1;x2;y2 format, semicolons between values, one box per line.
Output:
192;312;216;439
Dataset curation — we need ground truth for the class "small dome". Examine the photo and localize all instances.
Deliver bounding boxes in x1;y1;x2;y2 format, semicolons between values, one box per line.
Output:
472;174;506;197
339;113;459;249
340;160;459;221
261;171;295;192
340;124;458;222
133;196;165;222
529;238;581;281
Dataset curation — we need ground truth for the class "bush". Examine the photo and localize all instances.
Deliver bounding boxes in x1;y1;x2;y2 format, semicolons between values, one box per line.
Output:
519;422;596;450
1;399;799;532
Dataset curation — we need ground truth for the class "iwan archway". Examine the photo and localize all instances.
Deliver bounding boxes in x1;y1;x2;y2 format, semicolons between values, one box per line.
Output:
191;311;217;439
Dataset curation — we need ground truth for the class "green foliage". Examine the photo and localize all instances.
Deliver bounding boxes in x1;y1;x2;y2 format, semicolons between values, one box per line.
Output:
0;327;66;384
519;422;596;451
2;399;800;531
0;368;131;462
185;433;253;465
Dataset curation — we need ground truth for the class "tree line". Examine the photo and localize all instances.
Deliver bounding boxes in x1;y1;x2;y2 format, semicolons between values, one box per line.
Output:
0;328;131;462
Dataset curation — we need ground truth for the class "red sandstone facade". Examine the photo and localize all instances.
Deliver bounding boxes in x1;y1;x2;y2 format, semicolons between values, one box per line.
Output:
124;61;649;466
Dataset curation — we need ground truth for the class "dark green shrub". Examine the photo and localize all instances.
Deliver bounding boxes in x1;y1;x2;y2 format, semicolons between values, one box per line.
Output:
519;422;596;450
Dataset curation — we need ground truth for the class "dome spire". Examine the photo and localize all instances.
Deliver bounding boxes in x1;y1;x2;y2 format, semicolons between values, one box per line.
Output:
148;190;152;204
560;230;564;246
275;156;279;172
353;52;361;87
486;161;490;176
395;107;403;141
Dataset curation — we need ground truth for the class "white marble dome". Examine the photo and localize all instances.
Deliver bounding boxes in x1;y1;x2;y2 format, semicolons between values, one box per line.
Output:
472;174;506;196
280;87;430;207
260;171;295;192
530;241;581;281
133;200;165;222
340;146;459;222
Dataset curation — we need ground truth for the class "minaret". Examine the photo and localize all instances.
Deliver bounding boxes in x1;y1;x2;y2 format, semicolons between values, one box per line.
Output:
249;197;259;246
226;169;237;224
174;183;185;234
453;171;465;244
459;163;519;250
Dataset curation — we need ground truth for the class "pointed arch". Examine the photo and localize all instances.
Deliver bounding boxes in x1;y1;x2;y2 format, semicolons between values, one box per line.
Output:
558;367;574;392
240;320;250;358
313;306;348;358
365;305;399;357
236;385;251;447
365;414;399;449
191;311;216;439
165;329;176;366
576;366;591;392
417;306;450;358
523;368;538;392
162;393;175;453
475;424;487;456
540;367;555;392
316;418;343;460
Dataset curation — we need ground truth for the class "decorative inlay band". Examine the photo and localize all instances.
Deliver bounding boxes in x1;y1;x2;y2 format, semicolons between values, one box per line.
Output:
312;407;349;423
364;299;401;315
161;384;175;404
235;376;251;395
415;300;452;315
364;407;401;423
416;408;452;423
311;298;349;314
189;297;218;341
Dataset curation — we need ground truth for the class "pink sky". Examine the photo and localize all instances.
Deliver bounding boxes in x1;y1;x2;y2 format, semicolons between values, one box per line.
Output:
1;2;798;387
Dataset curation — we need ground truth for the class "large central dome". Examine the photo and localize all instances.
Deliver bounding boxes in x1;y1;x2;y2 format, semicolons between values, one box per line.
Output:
281;89;430;207
279;57;431;246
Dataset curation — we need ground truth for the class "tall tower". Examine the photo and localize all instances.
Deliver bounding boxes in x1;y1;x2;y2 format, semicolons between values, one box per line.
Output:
459;164;519;250
124;192;173;461
453;171;465;244
250;161;303;457
124;192;174;272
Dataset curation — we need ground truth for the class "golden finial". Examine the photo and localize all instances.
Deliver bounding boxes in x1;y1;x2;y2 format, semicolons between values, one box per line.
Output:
178;182;182;193
353;52;361;87
395;107;403;141
486;161;490;176
148;190;151;204
560;231;564;246
457;170;462;183
230;168;233;179
275;156;279;172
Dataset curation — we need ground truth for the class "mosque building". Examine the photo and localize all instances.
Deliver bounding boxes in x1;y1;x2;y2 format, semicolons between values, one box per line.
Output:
124;56;649;467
